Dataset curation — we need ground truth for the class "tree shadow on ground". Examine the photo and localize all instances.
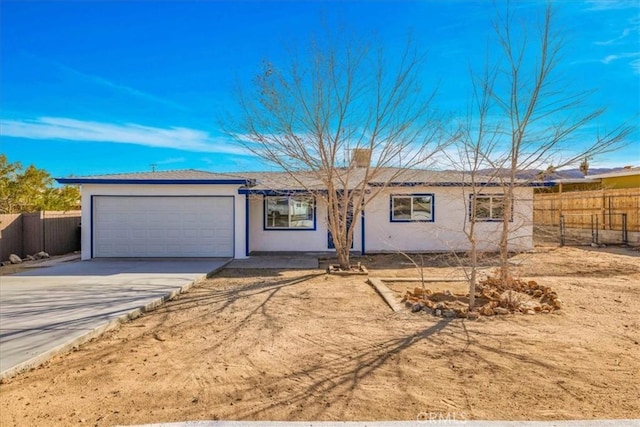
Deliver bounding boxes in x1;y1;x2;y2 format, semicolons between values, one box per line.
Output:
232;318;454;419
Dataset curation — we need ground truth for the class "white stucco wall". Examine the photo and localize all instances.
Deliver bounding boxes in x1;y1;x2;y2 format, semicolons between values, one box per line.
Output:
80;184;247;260
247;194;363;253
80;183;533;259
363;186;534;253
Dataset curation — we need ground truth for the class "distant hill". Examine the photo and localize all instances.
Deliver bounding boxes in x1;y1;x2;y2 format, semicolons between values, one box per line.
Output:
474;167;631;181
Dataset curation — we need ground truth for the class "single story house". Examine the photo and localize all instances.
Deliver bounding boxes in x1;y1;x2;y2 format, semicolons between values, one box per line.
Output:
56;168;549;260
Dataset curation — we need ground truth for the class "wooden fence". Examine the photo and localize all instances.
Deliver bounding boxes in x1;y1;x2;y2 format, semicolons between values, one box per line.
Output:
533;188;640;245
0;211;81;261
534;188;640;232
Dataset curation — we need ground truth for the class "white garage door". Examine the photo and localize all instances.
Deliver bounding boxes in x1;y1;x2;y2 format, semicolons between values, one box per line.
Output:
93;196;234;257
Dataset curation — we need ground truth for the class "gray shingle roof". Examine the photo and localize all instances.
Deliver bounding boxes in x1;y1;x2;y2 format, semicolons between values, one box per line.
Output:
57;167;540;188
63;169;249;181
235;168;508;191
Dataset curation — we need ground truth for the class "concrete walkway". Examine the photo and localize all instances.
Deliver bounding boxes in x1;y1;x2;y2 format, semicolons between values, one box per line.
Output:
227;255;319;269
0;258;230;379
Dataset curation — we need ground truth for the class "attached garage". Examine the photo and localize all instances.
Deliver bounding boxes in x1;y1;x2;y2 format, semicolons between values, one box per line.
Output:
57;170;253;260
93;196;234;257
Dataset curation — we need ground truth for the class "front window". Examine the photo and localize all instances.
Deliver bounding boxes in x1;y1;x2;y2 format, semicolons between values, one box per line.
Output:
472;194;509;221
264;195;315;229
391;194;434;222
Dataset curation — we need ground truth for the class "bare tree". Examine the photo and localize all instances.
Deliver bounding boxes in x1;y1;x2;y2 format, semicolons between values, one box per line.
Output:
469;2;633;285
445;57;504;311
227;31;447;269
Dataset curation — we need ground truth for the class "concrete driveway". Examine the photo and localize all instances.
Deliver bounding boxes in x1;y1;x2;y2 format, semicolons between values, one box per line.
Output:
0;258;230;379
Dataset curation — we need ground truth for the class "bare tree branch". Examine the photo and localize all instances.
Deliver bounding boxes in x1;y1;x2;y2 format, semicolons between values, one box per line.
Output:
225;29;446;269
461;1;634;287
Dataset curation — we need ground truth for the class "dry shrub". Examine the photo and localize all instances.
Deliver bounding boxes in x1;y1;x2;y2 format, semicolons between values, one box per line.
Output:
499;290;527;311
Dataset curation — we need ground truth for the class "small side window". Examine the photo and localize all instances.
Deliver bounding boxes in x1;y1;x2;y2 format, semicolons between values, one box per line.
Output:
472;194;511;222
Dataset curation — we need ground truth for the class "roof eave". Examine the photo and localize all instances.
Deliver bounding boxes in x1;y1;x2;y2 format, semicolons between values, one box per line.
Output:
370;181;551;187
55;178;254;185
584;170;640;179
550;178;600;185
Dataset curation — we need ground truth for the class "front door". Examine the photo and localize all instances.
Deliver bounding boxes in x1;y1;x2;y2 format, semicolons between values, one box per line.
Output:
327;197;354;249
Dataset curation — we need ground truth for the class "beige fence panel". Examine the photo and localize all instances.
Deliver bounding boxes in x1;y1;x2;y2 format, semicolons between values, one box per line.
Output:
0;211;81;261
534;188;640;232
0;214;23;261
534;188;640;246
22;212;43;256
42;211;82;256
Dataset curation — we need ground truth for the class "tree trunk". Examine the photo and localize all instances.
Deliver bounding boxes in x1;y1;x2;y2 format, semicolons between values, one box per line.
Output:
336;246;351;270
499;185;514;286
468;237;477;311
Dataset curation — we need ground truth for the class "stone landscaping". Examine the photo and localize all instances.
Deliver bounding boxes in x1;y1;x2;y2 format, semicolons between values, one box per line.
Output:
4;251;49;266
401;274;563;318
325;262;369;275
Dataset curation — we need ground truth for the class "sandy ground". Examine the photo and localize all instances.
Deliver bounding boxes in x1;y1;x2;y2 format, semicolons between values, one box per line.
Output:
0;246;639;425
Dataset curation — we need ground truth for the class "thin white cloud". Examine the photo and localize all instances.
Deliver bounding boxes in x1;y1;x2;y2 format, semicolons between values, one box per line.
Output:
601;51;640;64
0;117;251;155
22;51;189;111
595;28;634;45
585;0;639;11
572;52;640;74
67;67;190;112
155;157;186;165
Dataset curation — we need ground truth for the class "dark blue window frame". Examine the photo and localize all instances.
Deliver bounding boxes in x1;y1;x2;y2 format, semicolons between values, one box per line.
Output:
469;193;513;222
263;195;317;231
389;193;435;222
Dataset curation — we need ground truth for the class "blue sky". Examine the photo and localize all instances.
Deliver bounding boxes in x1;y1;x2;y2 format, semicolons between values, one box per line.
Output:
1;0;638;178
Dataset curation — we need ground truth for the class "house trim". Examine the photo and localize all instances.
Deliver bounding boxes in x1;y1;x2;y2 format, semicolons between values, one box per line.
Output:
239;188;320;195
59;178;252;185
245;194;250;256
90;195;95;259
361;208;366;255
370;181;554;188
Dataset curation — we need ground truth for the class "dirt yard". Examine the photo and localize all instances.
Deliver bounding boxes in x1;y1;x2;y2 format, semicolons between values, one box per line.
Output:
1;246;639;425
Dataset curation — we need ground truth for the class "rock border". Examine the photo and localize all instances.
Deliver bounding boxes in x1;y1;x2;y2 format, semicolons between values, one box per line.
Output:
326;264;369;276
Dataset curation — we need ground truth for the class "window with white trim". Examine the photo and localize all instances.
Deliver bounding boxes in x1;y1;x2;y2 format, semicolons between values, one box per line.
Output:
390;194;434;222
472;194;510;221
264;195;315;229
